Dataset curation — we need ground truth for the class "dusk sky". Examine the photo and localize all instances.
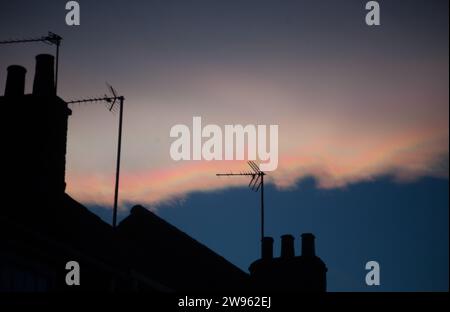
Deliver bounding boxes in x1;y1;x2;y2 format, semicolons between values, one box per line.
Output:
1;0;448;291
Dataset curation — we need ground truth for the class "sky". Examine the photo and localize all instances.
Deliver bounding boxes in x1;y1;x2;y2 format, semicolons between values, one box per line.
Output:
0;0;448;291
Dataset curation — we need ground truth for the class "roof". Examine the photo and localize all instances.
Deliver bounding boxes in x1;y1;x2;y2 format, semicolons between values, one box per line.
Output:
117;205;250;291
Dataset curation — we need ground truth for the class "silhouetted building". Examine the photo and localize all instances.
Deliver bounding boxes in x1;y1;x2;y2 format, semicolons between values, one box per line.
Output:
3;55;70;200
117;205;249;291
1;54;327;292
249;234;327;291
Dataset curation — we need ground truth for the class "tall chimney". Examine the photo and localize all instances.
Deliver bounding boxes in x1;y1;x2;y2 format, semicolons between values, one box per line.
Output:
32;54;55;96
280;234;295;258
301;233;316;257
5;65;26;96
261;237;274;260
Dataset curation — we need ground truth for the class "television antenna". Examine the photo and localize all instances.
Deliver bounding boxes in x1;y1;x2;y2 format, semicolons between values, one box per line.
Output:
67;84;124;228
0;32;63;93
216;161;267;242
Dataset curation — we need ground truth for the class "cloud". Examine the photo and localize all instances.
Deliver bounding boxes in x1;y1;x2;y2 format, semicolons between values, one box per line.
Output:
65;56;449;210
66;120;448;209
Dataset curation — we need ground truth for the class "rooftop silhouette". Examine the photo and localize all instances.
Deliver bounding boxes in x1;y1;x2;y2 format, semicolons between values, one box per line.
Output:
1;54;327;292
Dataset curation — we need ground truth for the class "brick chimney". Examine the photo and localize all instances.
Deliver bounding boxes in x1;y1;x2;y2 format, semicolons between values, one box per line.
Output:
5;65;26;96
249;232;327;292
301;233;316;257
3;55;71;196
261;237;274;260
280;234;295;258
32;54;55;96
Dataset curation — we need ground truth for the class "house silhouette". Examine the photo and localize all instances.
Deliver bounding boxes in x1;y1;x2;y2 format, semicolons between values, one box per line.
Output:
0;54;327;292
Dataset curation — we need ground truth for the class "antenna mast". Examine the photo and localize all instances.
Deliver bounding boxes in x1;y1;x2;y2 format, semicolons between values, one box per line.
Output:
0;32;63;93
216;161;267;242
67;85;125;228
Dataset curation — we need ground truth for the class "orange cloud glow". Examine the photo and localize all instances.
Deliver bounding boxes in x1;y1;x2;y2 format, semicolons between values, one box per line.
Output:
66;120;448;209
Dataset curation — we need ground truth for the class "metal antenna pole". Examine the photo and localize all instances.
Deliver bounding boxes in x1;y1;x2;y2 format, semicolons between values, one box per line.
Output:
112;97;124;228
260;173;264;241
216;161;267;247
67;87;124;228
52;33;62;94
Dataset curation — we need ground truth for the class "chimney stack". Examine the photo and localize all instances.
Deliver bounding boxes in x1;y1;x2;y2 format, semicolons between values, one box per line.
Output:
32;54;55;96
5;65;26;96
280;234;295;258
301;233;316;257
261;237;274;260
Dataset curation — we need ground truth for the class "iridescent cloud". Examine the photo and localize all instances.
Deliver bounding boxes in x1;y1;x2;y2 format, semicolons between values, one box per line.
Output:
64;35;448;210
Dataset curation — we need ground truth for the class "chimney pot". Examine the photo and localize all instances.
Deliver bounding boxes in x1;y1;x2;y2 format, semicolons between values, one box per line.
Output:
280;234;295;258
301;233;316;257
5;65;26;96
261;237;274;260
32;54;55;96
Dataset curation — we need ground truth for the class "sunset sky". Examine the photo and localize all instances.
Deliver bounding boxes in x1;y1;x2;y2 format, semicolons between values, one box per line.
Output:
1;0;448;291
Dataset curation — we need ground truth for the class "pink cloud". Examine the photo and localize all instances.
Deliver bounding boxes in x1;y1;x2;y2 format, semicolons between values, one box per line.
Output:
66;121;448;209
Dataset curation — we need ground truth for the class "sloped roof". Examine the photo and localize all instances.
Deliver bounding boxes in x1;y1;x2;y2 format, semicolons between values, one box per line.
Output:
117;205;250;292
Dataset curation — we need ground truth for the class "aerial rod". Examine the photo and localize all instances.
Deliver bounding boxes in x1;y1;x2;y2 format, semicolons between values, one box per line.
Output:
0;38;48;44
216;161;267;244
112;95;124;228
216;173;254;176
67;85;125;228
67;96;123;105
0;32;60;45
